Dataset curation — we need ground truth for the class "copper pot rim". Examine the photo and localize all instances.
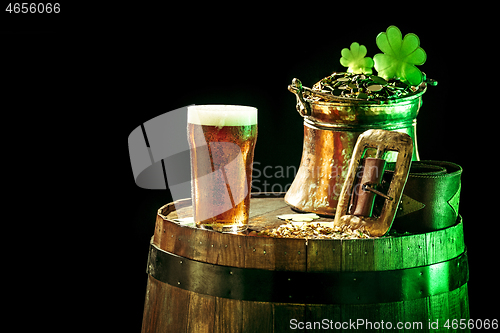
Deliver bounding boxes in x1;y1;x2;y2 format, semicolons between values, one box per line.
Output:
304;83;427;107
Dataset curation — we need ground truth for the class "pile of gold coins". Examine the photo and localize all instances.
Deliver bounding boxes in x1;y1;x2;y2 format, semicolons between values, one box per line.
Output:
311;72;420;100
260;220;372;239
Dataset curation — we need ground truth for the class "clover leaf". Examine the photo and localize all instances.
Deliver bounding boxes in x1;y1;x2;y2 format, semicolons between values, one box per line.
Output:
340;42;374;74
373;25;427;86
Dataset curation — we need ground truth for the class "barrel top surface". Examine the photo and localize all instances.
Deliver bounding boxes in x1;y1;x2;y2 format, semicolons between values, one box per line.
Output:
152;193;465;272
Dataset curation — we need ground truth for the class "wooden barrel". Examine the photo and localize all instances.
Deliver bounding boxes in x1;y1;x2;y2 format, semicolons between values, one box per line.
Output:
142;194;469;333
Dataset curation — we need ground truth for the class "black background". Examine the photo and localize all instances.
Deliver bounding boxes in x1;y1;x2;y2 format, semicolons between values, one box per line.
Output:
2;3;497;331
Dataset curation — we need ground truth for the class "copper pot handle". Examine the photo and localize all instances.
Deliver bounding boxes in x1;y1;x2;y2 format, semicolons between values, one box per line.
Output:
288;78;311;117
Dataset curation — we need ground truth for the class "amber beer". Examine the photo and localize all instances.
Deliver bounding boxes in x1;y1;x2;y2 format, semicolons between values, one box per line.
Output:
188;105;257;232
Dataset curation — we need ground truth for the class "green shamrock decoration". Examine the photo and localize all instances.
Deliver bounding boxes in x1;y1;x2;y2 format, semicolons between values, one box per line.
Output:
340;42;374;74
373;26;427;86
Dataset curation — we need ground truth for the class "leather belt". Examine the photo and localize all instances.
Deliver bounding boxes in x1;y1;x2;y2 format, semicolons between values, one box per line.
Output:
381;160;462;233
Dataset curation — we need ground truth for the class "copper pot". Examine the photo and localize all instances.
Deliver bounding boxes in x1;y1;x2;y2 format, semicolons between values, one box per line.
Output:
284;78;426;216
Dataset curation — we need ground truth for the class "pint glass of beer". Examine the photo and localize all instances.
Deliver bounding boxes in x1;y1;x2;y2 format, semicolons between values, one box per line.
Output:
187;105;258;232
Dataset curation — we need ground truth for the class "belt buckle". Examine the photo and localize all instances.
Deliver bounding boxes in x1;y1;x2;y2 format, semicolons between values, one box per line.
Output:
333;129;413;237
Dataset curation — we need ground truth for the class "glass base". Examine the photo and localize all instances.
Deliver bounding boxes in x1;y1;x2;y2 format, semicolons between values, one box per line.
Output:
197;223;247;233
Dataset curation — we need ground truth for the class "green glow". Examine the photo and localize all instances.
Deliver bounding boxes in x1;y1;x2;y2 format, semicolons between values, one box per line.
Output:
447;182;461;216
373;26;427;86
340;42;374;74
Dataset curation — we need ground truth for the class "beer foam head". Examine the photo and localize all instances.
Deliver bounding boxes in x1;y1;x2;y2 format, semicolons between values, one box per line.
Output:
188;105;257;126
